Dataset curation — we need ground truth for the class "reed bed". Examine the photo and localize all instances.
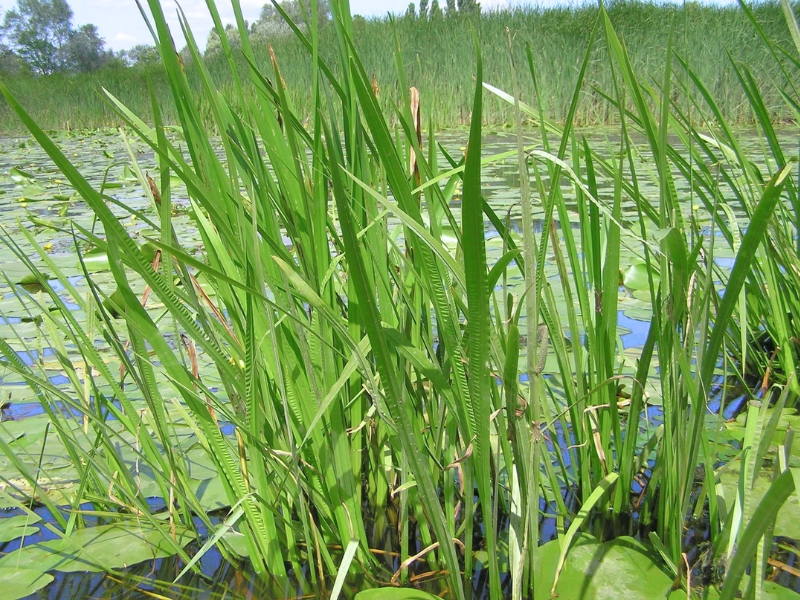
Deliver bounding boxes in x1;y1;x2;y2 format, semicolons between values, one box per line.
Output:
1;1;799;132
0;0;797;599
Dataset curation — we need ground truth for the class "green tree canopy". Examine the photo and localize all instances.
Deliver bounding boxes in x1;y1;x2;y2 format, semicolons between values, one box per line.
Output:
1;0;111;74
1;0;72;74
124;44;159;67
64;23;112;72
255;0;331;36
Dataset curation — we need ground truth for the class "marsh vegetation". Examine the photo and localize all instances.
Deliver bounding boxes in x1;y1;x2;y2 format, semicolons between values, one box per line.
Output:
1;1;800;131
0;0;799;599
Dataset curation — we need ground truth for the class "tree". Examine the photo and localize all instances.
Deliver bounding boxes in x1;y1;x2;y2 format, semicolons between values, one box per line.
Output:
64;23;111;72
405;2;416;19
125;44;159;67
419;0;428;19
457;0;480;15
205;23;240;56
255;0;330;36
1;0;73;74
445;0;457;18
429;0;443;20
0;42;29;74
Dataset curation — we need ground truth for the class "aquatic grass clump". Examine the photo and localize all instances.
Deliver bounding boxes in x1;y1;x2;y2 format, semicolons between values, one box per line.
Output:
0;0;798;599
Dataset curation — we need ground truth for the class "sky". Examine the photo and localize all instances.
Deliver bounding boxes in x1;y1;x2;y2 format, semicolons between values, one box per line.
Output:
61;0;526;53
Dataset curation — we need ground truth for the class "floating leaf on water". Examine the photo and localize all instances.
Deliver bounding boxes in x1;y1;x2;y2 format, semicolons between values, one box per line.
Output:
719;455;800;539
0;567;53;600
535;534;684;599
79;247;110;272
704;577;800;599
0;522;192;574
27;215;60;230
17;273;49;291
0;514;41;543
221;530;249;557
623;262;659;291
19;184;50;201
9;167;34;183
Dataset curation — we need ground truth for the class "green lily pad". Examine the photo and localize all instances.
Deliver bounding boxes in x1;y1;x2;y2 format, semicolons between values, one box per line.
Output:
704;577;800;599
718;456;800;539
17;273;49;291
534;534;684;600
19;184;51;201
10;167;34;183
221;530;249;557
623;262;659;291
0;522;192;573
0;567;54;600
0;514;42;542
79;247;110;272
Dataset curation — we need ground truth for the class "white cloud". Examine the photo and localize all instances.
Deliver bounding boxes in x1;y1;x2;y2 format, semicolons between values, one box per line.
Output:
114;32;137;43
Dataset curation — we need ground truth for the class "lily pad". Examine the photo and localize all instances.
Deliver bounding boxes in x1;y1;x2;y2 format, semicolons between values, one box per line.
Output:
17;273;49;291
79;247;110;272
9;167;35;183
20;184;51;201
534;533;684;600
0;522;192;573
623;262;659;291
718;456;800;539
0;514;41;542
0;567;54;600
704;578;800;599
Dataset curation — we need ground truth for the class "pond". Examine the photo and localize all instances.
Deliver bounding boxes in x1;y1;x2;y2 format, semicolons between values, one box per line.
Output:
0;126;798;599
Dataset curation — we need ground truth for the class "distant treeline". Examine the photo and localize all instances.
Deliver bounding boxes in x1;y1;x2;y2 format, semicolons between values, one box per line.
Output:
1;1;798;133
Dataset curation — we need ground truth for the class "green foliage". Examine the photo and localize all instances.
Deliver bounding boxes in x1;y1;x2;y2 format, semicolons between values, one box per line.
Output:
2;2;800;131
0;0;798;598
256;0;331;34
63;23;113;72
123;43;160;66
0;0;111;75
1;0;72;74
0;568;53;600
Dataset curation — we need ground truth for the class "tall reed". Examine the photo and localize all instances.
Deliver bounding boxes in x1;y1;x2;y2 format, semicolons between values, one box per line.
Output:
1;1;798;132
0;1;797;599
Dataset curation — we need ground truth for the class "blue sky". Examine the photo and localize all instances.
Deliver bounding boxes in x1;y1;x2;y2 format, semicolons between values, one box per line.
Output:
60;0;532;52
